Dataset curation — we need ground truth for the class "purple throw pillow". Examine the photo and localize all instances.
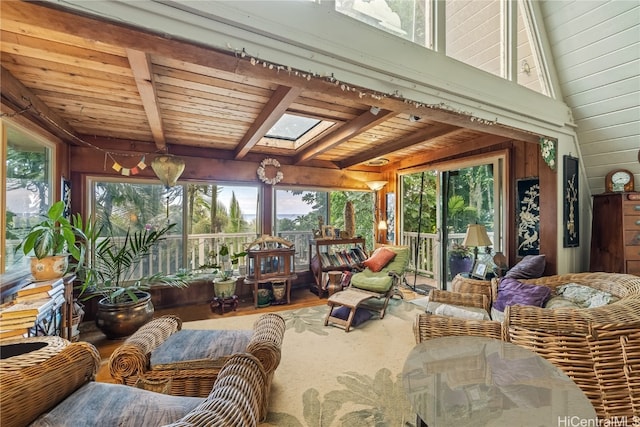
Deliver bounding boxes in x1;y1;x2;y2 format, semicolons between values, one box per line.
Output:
505;255;546;279
493;277;551;312
331;306;372;326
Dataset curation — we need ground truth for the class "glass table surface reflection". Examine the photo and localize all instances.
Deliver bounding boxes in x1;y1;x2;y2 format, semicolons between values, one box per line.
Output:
402;336;596;427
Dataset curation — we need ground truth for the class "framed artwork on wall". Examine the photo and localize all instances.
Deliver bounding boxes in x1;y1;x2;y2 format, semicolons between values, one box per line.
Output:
516;178;540;256
61;177;72;219
563;155;579;247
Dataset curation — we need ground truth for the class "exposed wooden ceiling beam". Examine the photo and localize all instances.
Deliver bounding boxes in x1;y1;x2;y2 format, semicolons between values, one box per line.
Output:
0;66;78;143
388;134;512;172
234;85;301;159
4;1;541;145
126;48;166;151
294;109;396;164
339;124;462;169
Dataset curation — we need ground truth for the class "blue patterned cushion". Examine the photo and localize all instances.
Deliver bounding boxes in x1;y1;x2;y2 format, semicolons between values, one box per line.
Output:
151;329;252;369
30;382;203;426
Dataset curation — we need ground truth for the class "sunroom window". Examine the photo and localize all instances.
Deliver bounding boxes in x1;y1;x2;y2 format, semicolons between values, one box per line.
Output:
3;124;53;274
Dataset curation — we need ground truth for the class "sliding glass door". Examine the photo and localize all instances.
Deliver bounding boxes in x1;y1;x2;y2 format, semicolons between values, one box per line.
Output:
400;155;504;290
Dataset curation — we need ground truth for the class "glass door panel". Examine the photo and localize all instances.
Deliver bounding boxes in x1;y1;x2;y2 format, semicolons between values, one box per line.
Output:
400;155;503;291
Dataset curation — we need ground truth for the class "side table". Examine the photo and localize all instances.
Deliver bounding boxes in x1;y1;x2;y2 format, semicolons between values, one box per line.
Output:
402;336;596;426
210;295;239;314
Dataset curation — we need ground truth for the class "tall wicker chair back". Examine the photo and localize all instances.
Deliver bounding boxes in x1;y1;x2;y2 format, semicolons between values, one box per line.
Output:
414;272;640;419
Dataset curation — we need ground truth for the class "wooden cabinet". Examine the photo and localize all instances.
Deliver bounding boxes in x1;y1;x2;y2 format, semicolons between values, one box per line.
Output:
309;238;366;297
590;192;640;274
244;246;297;307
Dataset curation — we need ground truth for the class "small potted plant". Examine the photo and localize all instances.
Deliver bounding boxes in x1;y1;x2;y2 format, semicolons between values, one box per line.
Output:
230;250;247;275
213;269;237;299
15;200;88;281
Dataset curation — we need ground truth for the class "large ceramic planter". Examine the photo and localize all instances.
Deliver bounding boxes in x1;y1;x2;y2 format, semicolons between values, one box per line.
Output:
30;255;68;281
449;255;473;280
95;291;154;339
213;279;237;298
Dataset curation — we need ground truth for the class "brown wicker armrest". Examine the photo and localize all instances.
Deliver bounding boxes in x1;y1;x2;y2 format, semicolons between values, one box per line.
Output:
429;289;490;313
0;341;100;427
109;315;182;383
413;313;504;344
162;353;268;427
246;313;285;374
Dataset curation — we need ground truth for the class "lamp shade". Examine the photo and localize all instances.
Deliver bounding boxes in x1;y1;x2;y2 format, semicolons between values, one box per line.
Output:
365;180;387;191
151;154;185;188
377;219;388;230
462;224;492;247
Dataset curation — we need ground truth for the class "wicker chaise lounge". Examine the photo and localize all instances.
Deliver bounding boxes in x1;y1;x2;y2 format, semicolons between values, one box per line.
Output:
108;312;285;421
414;272;640;419
0;336;267;427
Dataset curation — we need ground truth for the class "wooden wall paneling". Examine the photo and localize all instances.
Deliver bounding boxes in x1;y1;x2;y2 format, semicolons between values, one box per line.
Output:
538;146;558;275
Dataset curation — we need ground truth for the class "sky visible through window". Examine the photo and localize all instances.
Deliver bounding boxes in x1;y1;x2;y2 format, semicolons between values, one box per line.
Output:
218;186;313;219
265;114;321;141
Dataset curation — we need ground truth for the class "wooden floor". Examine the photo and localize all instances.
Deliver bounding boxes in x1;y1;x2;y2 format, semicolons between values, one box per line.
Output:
81;275;434;382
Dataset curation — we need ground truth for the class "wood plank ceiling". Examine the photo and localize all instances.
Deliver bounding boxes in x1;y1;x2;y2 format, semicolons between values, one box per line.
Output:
0;1;538;173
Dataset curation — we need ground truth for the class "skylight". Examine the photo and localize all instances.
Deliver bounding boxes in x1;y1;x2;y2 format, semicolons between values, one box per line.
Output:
266;114;321;141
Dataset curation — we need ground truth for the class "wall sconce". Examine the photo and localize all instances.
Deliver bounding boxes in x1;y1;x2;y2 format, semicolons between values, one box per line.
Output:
365;181;387;191
151;153;185;188
462;223;492;261
521;59;531;75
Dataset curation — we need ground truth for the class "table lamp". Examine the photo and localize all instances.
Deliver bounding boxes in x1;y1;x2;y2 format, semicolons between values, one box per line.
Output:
462;223;492;261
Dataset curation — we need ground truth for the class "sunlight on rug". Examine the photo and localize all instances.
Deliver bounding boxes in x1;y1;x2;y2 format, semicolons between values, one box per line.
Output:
184;297;423;427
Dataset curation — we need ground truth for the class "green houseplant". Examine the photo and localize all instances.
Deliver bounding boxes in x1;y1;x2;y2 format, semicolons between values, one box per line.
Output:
15;200;88;280
78;222;187;339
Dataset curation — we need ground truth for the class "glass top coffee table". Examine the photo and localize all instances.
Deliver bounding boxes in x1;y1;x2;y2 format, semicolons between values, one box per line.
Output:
402;336;596;426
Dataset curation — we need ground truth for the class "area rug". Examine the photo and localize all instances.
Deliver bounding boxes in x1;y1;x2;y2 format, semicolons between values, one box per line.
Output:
184;297;423;427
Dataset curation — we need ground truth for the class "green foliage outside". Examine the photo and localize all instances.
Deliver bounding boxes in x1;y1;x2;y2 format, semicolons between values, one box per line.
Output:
402;164;494;234
276;190;374;251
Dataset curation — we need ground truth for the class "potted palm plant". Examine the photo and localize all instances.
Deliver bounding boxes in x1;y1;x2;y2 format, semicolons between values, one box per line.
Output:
15;200;87;281
77;222;187;339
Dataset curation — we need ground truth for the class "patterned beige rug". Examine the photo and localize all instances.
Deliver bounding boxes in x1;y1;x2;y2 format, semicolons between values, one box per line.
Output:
184;297;423;427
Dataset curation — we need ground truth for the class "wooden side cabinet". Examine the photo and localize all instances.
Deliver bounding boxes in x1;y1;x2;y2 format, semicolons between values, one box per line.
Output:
590;192;640;274
244;246;297;308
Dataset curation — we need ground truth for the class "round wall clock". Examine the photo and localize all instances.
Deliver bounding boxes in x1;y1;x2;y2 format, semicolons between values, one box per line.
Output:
605;169;635;193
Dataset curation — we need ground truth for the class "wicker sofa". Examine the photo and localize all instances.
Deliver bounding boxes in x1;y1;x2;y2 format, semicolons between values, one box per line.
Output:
108;313;285;421
0;336;267;427
414;272;640;419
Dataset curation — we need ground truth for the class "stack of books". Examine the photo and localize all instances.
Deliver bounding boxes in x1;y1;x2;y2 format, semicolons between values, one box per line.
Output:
0;277;65;339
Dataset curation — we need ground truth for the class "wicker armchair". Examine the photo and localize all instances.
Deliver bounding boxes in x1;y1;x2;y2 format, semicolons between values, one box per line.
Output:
0;336;267;427
108;313;285;421
414;272;640;419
